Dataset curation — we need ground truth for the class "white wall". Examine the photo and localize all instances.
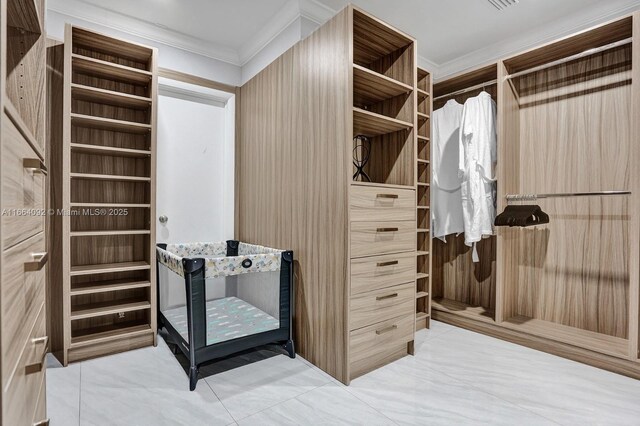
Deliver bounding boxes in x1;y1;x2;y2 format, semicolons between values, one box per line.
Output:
46;10;242;87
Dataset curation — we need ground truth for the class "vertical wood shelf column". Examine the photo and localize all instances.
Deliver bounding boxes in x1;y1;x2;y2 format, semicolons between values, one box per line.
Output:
50;24;158;365
416;67;432;330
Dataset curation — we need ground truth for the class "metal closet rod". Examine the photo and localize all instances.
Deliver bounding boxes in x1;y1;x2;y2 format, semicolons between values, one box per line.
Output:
504;37;633;80
433;79;497;101
505;190;631;203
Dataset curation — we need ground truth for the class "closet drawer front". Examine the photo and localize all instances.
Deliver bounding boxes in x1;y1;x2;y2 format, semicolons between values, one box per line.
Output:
350;282;415;330
350;314;413;379
4;303;47;426
351;221;415;258
2;114;46;249
351;252;416;295
350;185;415;222
2;232;47;378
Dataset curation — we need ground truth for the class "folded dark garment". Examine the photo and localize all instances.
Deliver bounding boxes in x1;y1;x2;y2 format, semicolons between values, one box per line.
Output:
495;205;549;227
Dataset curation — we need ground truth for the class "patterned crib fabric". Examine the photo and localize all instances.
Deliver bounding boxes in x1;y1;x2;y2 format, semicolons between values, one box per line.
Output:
157;241;285;278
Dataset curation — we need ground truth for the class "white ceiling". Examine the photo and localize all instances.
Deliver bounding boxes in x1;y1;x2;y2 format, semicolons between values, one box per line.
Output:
49;0;640;79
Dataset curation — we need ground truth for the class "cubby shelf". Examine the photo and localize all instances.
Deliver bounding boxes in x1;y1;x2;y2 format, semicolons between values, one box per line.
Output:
70;172;151;182
72;54;152;85
70;202;151;208
71;113;152;134
417;159;430;165
70;279;151;296
353;64;413;105
70;230;151;237
416;291;429;299
70;261;151;276
417;251;430;256
70;143;151;158
70;299;151;321
417;182;430;187
417;88;430;99
417;112;430;121
417;206;430;210
71;83;152;109
416;312;429;322
417;136;430;142
70;323;152;348
353;107;413;137
417;228;430;233
416;273;429;280
7;0;42;34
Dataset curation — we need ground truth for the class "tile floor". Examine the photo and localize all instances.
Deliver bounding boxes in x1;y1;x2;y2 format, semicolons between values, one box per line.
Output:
46;321;640;425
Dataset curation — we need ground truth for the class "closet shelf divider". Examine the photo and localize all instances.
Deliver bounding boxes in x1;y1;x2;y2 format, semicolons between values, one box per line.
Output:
70;299;151;321
417;112;430;121
353;64;413;105
71;83;152;109
70;202;151;208
416;273;429;279
417;135;430;142
70;230;151;237
69;261;151;276
70;113;152;134
71;53;152;85
70;323;153;348
417;251;429;256
70;143;151;158
70;279;151;296
416;291;429;299
69;172;151;182
353;107;413;137
416;312;429;321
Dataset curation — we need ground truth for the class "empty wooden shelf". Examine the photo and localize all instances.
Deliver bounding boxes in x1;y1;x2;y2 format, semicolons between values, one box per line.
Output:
70;143;151;158
71;113;152;134
49;25;158;365
70;279;151;296
353;64;413;105
72;54;152;85
70;261;152;276
353;107;413;137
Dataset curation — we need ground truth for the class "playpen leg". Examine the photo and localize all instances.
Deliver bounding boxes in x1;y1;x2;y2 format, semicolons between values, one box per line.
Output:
189;366;199;391
284;339;295;359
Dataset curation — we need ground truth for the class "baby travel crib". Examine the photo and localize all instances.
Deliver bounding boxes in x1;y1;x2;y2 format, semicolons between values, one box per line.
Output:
156;241;294;390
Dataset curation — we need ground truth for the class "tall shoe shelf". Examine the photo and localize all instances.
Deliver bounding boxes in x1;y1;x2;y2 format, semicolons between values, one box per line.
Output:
416;67;432;330
50;25;158;365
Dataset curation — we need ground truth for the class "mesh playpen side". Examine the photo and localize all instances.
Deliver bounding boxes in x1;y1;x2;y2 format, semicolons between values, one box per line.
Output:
156;241;294;390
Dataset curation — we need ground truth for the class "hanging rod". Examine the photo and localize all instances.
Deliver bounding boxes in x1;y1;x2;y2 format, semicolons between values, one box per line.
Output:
504;37;633;81
433;79;497;101
506;190;631;203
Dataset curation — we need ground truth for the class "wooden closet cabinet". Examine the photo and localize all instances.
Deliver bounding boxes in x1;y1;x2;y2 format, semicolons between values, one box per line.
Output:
1;0;49;424
48;25;158;366
237;6;418;384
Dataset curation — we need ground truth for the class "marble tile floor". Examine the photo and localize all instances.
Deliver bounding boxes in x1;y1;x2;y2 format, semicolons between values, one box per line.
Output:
46;321;640;425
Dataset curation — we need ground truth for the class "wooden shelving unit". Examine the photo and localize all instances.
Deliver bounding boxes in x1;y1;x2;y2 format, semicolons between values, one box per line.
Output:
353;64;413;105
353;107;413;137
416;67;432;331
49;25;158;365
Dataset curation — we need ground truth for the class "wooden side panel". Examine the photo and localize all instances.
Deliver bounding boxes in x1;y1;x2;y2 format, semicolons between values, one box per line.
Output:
47;39;65;360
630;11;640;361
237;10;351;382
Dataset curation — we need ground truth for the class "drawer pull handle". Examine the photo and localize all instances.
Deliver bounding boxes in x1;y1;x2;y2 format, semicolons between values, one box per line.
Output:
33;419;50;426
376;194;398;199
376;325;398;335
377;260;399;267
25;335;48;375
376;293;398;301
25;252;48;272
23;158;48;176
376;227;398;233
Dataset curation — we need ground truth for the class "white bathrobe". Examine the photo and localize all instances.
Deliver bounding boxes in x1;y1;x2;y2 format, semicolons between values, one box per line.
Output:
431;99;465;241
458;92;497;261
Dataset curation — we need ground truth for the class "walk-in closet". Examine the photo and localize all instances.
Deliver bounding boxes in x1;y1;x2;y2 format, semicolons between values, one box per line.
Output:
3;1;640;425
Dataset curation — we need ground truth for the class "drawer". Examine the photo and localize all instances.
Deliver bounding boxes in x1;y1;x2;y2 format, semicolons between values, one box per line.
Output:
351;252;416;295
2;232;47;378
350;185;415;222
350;282;415;330
351;221;415;258
350;314;414;379
4;303;47;426
2;114;46;249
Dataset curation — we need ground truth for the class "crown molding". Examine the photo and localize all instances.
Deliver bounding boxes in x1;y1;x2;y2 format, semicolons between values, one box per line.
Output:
48;0;241;64
432;0;640;80
299;0;337;25
417;55;439;74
